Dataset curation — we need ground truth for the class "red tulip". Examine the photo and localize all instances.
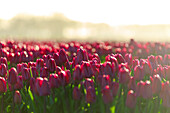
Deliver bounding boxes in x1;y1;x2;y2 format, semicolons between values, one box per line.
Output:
85;87;96;103
49;74;61;89
151;74;162;95
8;67;18;85
128;76;136;91
126;90;136;108
134;65;144;81
21;68;31;81
47;58;56;73
14;90;22;104
73;65;83;82
118;67;130;84
0;77;6;93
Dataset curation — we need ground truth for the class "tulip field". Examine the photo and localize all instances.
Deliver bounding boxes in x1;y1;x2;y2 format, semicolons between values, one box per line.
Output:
0;39;169;113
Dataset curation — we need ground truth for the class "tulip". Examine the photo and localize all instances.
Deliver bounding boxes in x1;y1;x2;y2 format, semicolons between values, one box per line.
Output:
151;74;162;95
128;76;136;91
136;81;145;97
73;65;83;82
8;67;18;85
35;77;51;96
21;68;31;81
36;58;44;72
124;53;132;66
14;90;22;104
81;61;93;78
126;90;136;108
49;74;61;89
0;77;6;93
30;66;38;78
142;80;152;99
40;67;49;78
118;67;130;84
0;63;7;77
134;65;144;81
160;81;170;107
46;58;56;73
103;62;114;78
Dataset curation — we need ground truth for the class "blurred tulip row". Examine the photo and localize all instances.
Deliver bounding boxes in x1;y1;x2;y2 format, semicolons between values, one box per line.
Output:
0;39;169;113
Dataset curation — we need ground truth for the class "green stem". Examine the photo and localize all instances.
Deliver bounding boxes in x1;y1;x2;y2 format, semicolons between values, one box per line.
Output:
1;93;4;113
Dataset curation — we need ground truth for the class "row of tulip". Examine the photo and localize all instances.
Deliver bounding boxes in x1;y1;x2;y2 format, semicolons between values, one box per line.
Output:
0;39;169;113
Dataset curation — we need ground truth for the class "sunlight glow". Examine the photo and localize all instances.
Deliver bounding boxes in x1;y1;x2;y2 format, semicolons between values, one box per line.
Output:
0;0;170;25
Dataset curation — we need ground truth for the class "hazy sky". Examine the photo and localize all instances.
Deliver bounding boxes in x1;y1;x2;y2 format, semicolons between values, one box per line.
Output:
0;0;170;25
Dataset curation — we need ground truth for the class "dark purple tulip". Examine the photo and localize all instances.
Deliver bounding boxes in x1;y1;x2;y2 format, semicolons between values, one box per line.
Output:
73;65;83;82
8;67;18;85
17;63;22;74
0;63;7;77
36;58;44;72
36;77;50;96
47;58;56;73
81;61;93;78
21;68;31;81
151;74;162;95
118;67;130;84
14;90;22;104
40;67;49;78
142;81;152;99
0;57;8;69
49;74;61;88
0;77;7;93
30;66;38;78
103;62;114;78
128;76;136;91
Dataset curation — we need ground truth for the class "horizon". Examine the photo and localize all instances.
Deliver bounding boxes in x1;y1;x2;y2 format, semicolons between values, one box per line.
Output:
1;0;170;26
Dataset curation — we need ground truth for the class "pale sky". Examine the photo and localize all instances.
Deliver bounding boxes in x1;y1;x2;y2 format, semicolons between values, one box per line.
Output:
0;0;170;25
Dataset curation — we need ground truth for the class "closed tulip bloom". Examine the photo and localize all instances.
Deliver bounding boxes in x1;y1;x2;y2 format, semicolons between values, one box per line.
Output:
73;86;81;100
160;81;170;107
0;63;7;77
59;49;68;64
114;54;126;64
58;70;70;86
118;67;130;84
142;61;152;76
101;75;111;88
40;67;49;78
0;57;8;69
83;78;94;89
47;58;56;73
49;74;61;89
81;61;93;78
8;67;18;85
164;66;170;80
151;74;162;95
136;81;145;97
134;65;144;81
17;63;22;74
142;81;152;99
148;55;157;69
128;76;136;91
103;62;114;78
56;66;62;74
30;66;38;78
36;58;44;72
85;87;96;103
14;90;22;104
73;65;83;82
126;90;136;108
0;77;7;93
36;77;50;96
21;68;31;81
156;55;163;65
102;85;113;104
132;59;140;69
124;53;132;66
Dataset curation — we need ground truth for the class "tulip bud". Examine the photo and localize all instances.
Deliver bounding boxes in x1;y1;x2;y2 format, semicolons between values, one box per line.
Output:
73;86;81;100
56;66;62;74
160;81;170;107
14;90;22;104
8;67;18;85
103;62;114;78
102;85;113;104
85;87;96;103
164;66;170;80
0;63;7;77
114;54;126;64
30;66;38;78
151;74;162;95
21;68;31;81
128;77;136;91
49;74;61;89
17;63;22;74
35;77;51;96
0;57;8;69
142;61;152;76
59;49;68;64
101;75;111;88
40;67;49;78
83;78;94;89
81;61;93;78
126;90;136;108
136;81;145;97
134;65;144;81
148;55;157;69
36;58;44;72
58;70;70;86
142;81;152;99
0;77;6;93
124;53;132;66
73;65;83;82
132;59;139;69
118;67;130;84
47;58;56;73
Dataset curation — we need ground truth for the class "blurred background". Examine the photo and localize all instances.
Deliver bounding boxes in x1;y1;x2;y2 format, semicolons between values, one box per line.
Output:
0;0;170;42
